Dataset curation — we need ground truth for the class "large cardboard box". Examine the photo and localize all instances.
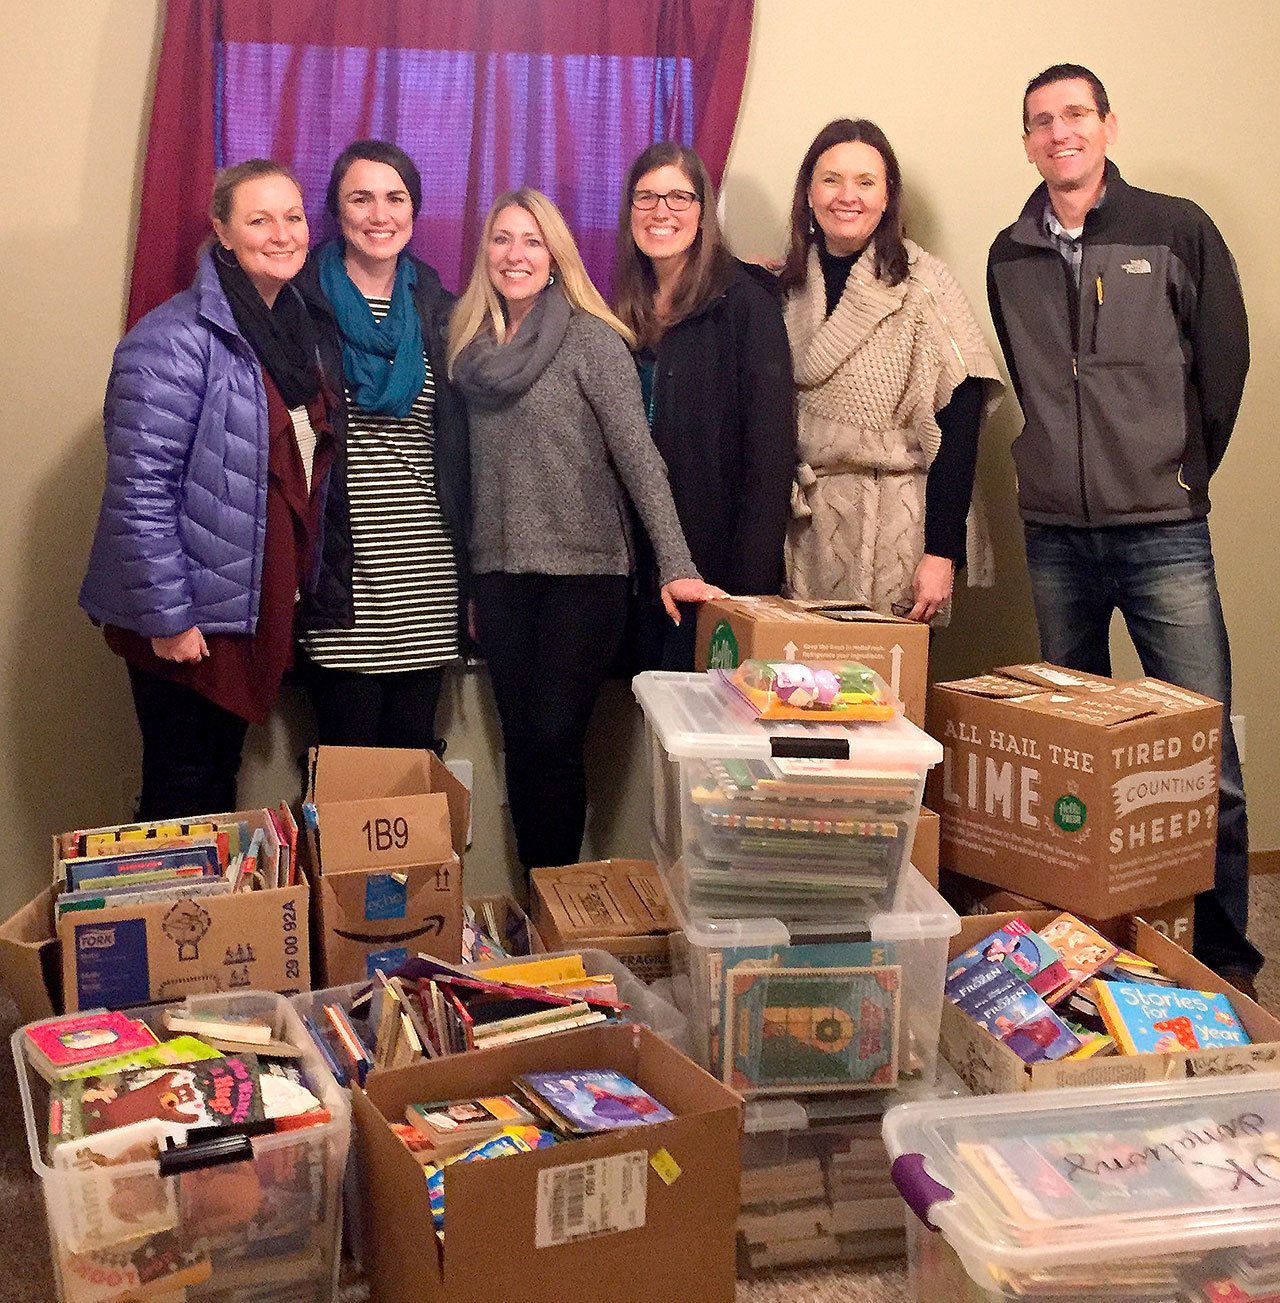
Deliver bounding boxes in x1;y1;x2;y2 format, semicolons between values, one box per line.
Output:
912;807;941;889
940;912;1280;1094
352;1023;743;1303
305;746;470;984
694;596;931;726
530;860;675;984
939;869;1195;952
929;664;1220;919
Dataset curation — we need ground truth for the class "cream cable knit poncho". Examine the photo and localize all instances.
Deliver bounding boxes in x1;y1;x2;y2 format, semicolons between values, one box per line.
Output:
784;240;1004;623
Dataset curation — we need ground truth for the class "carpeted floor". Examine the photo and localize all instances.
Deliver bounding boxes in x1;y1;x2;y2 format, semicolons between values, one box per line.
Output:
5;878;1278;1303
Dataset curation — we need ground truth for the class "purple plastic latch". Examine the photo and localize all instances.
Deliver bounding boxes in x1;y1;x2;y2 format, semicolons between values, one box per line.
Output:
891;1152;954;1231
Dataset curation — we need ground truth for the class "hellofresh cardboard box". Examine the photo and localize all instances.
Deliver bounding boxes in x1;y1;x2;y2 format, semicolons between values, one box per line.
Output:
694;596;930;726
928;665;1220;920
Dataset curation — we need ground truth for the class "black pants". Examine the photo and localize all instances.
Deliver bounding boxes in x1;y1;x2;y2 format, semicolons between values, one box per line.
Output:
298;652;445;753
472;572;628;870
127;665;249;820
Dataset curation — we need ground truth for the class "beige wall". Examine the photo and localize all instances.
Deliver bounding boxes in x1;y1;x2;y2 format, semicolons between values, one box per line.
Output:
1;1;1276;919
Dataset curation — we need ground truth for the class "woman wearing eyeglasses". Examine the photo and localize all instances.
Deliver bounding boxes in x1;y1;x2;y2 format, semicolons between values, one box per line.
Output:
613;142;795;669
782;119;1004;624
448;188;722;872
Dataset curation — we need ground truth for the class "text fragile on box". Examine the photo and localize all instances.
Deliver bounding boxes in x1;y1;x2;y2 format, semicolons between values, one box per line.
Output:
352;1022;742;1303
305;745;470;984
928;664;1220;920
693;596;930;726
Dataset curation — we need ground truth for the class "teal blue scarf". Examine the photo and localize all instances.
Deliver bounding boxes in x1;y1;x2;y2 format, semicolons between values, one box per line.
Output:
317;240;426;418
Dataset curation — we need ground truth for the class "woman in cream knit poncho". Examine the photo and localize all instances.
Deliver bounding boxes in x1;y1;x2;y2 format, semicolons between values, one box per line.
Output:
781;119;1004;625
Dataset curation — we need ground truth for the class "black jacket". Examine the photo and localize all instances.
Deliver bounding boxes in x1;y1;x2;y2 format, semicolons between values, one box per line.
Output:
294;248;471;630
987;162;1249;526
645;261;795;593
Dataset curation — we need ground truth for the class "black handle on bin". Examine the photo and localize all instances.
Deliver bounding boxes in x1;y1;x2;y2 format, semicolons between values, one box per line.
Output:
158;1133;255;1175
769;735;850;760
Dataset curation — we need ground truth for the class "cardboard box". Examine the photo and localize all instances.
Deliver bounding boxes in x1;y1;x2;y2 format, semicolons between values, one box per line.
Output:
912;807;940;889
928;664;1221;919
940;911;1280;1094
694;596;931;726
305;746;470;984
465;893;545;957
352;1022;743;1303
0;887;62;1021
530;860;675;984
939;870;1195;952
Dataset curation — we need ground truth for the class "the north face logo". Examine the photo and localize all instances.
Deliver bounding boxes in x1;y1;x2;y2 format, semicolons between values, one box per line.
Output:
1121;258;1152;274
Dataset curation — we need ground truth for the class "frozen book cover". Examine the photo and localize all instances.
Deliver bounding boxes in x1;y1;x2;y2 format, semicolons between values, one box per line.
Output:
947;918;1070;999
517;1070;674;1132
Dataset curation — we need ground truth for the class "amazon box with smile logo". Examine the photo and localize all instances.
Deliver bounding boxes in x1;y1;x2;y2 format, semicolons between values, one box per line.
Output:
693;597;930;725
927;665;1219;920
305;746;469;985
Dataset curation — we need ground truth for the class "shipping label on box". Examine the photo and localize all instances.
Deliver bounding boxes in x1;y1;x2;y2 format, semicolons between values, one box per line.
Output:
929;665;1220;919
940;912;1280;1095
694;596;930;725
57;883;309;1011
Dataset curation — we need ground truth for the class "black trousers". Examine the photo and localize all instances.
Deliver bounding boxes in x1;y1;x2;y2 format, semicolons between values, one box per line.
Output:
298;652;446;753
472;572;628;871
127;665;249;820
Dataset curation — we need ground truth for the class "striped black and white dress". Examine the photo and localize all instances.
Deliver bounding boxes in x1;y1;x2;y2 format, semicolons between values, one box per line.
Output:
301;295;459;671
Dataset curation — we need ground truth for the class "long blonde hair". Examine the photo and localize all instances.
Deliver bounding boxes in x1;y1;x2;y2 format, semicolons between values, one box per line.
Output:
447;188;635;373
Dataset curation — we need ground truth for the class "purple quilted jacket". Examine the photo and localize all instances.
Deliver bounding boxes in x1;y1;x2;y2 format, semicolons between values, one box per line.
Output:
80;251;271;638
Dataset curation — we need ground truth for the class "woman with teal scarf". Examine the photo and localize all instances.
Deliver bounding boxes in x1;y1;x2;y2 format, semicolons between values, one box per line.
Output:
296;140;469;753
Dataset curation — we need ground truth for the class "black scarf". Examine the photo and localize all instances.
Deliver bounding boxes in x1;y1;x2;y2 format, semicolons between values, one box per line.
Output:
214;250;321;408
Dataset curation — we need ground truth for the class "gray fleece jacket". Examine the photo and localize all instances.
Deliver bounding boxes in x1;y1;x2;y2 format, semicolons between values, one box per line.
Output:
466;309;698;585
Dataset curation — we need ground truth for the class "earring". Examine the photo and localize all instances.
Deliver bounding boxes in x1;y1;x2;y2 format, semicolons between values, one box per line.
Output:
546;272;556;287
214;244;238;268
807;209;815;236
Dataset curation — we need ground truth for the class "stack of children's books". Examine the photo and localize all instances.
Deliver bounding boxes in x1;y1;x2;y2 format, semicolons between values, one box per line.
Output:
304;954;628;1085
387;1070;674;1242
27;1005;333;1300
52;808;299;923
944;913;1250;1065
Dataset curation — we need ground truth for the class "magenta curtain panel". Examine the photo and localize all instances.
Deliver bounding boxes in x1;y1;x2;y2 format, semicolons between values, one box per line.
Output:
127;0;755;325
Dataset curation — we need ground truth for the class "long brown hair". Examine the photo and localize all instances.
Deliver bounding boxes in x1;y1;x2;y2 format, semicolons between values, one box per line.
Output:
613;142;733;350
778;119;909;293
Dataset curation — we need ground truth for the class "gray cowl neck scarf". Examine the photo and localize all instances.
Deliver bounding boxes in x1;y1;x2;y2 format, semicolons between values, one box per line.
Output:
452;282;573;409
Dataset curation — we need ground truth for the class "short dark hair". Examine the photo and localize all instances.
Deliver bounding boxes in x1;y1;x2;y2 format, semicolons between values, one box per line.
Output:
779;118;909;293
1022;64;1111;132
210;159;301;223
325;139;423;219
612;141;733;349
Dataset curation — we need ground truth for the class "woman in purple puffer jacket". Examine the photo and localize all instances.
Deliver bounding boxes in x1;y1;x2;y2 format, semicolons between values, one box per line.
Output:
80;159;347;819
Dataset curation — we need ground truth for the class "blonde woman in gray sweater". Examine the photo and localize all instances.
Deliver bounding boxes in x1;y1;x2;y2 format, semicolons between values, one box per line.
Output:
448;188;722;872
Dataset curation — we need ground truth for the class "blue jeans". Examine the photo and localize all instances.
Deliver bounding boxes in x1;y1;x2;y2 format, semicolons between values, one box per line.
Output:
1024;519;1261;977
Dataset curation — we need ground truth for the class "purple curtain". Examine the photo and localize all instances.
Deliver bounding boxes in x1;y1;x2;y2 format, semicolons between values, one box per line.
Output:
128;0;755;325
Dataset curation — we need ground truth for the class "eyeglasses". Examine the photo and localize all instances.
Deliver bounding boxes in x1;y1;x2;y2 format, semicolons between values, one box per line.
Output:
631;188;699;212
1025;105;1102;136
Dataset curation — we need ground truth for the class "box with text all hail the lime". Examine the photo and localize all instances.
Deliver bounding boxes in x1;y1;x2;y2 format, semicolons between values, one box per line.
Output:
693;596;929;725
926;664;1220;920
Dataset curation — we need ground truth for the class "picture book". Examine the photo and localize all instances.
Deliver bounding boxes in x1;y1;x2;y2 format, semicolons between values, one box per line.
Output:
1038;913;1120;998
516;1070;675;1133
24;1011;159;1083
162;1007;274;1045
55;874;234;919
946;961;1082;1063
59;1034;223;1081
1094;980;1250;1054
707;940;900;1085
61;841;223;892
946;918;1069;998
725;965;901;1094
52;1055;265;1145
405;1094;536;1156
56;1227;212;1302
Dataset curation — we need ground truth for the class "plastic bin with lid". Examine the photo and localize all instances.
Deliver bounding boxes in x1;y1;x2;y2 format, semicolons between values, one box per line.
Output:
634;670;942;923
13;990;350;1303
669;864;959;1100
884;1073;1280;1301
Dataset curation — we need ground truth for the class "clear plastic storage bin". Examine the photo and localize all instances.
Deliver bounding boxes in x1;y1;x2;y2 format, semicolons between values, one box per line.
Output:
669;865;959;1099
634;670;943;924
13;991;351;1303
884;1074;1280;1301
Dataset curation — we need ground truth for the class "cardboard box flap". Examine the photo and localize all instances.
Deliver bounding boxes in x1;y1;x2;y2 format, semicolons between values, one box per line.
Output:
1010;692;1156;727
0;887;60;1021
934;673;1047;701
793;601;917;628
1121;679;1222;712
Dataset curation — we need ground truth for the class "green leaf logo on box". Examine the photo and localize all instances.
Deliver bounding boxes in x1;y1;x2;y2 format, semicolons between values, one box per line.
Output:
1054;795;1087;833
706;620;739;669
